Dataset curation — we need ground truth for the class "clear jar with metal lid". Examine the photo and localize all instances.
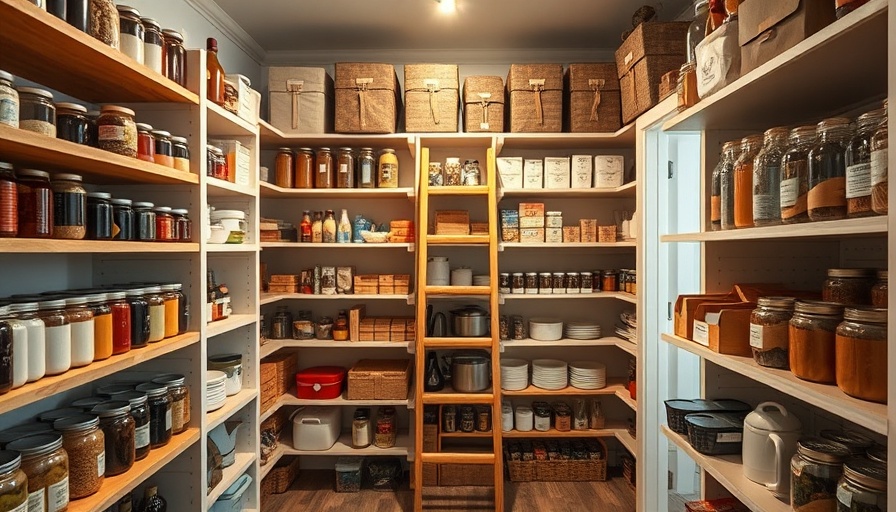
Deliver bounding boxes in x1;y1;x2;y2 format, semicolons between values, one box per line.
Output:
141;17;163;74
315;147;334;188
87;191;114;240
152;373;189;434
115;391;150;460
125;288;149;349
70;396;107;412
752;126;790;226
97;105;137;157
136;123;155;162
0;162;17;237
9;302;46;382
580;272;593;294
780;126;817;224
2;306;26;390
17;169;54;238
111;198;134;241
51;172;87;240
153;206;175;242
144;286;166;342
89;0;120;49
808;117;853;221
18;87;56;137
171;136;190;172
56;102;90;145
749;296;795;369
136;382;172;448
511;273;525;294
0;70;19;128
0;450;28;510
107;291;131;355
845;107;886;218
871;270;887;308
54;414;104;499
791;437;850;511
151;130;174;168
133;201;156;241
552;272;566;294
823;268;876;305
789;300;844;384
162;29;186;87
524;272;538;294
91;401;135;475
275;147;294;188
116;5;144;64
87;293;112;361
836;307;887;403
6;433;69;512
498;273;511;294
357;148;376;188
733;134;764;228
160;284;180;338
539;273;553;294
602;270;618;292
336;147;355;188
66;296;95;367
820;430;874;457
836;457;887;512
713;140;739;230
38;299;71;375
292;147;313;189
378;149;399;188
566;272;580;294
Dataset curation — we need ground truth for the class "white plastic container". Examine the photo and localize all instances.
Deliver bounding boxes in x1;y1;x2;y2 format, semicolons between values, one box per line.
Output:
291;406;342;450
209;209;247;244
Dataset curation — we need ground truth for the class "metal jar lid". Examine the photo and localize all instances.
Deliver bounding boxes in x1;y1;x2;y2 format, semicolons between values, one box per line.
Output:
0;70;14;83
866;445;887;463
52;173;83;182
827;268;876;278
209;353;242;366
820;429;874;455
16;169;50;179
171;136;188;144
135;123;153;132
87;192;112;200
0;423;54;447
71;396;108;410
843;307;888;324
161;29;183;42
140;17;160;30
56;102;87;113
91;401;133;418
152;373;186;387
116;5;141;17
100;105;136;117
842;457;887;492
0;451;21;475
17;87;54;100
116;391;148;408
756;296;796;310
6;433;63;459
797;437;851;464
110;198;133;207
132;201;154;209
37;299;67;310
53;414;100;433
96;384;135;397
794;300;844;317
135;382;168;398
150;130;171;139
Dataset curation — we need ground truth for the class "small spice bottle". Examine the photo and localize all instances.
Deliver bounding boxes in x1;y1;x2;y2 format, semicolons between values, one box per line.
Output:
56;102;90;145
54;414;105;499
808;117;853;222
106;291;131;355
337;147;355;188
836;457;887;511
97;105;137;158
845;107;886;218
733;134;764;229
6;433;69;512
153;206;175;242
171;136;190;173
580;271;594;294
0;162;17;237
126;288;150;349
136;382;172;448
333;310;349;341
459;406;475;432
275;147;294;188
378;149;399;188
476;406;491;432
115;391;150;460
871;270;887;308
136;123;155;162
836;307;887;403
88;293;113;361
357;148;376;188
749;296;795;370
66;296;95;367
51;173;87;240
116;5;145;64
18;87;56;137
133;201;156;241
789;301;844;384
870;100;888;215
152;373;190;434
780;125;817;224
713;141;739;231
38;299;71;376
0;451;28;511
111;198;135;241
498;273;511;294
0;70;20;129
151;130;174;168
315;147;334;188
86;192;114;240
790;438;850;511
533;402;552;432
141;17;163;74
159;284;180;338
752;127;789;226
16;169;54;238
442;406;456;433
161;29;186;87
823;268;876;305
91;401;136;476
553;402;571;432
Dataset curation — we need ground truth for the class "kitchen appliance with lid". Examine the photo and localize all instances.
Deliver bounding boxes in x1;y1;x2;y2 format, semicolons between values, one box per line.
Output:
450;305;489;337
742;401;802;497
450;350;491;392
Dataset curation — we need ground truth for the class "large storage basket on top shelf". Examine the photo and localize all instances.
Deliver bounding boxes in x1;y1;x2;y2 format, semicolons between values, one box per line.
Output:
463;75;505;133
404;64;459;132
268;66;334;134
506;64;563;133
334;62;402;134
565;62;622;133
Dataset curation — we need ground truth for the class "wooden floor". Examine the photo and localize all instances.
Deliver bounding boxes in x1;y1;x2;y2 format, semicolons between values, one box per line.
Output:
261;470;636;512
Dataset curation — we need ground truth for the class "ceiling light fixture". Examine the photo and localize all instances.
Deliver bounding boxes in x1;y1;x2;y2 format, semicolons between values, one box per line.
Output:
436;0;456;14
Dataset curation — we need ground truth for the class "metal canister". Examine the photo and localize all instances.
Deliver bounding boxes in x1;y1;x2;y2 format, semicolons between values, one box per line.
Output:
539;273;553;294
580;272;594;293
566;272;580;294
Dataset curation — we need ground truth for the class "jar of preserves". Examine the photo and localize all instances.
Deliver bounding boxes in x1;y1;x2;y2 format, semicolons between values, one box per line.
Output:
677;62;698;112
870;100;888;215
115;391;150;460
0;162;17;237
17;169;54;238
141;17;163;74
315;147;334;188
18;87;56;137
171;208;191;242
789;300;843;384
116;5;144;64
374;407;396;448
209;146;227;180
97;105;137;157
91;401;135;476
6;433;69;512
107;291;131;355
144;286;166;342
823;268;876;305
566;272;580;294
151;130;174;168
135;382;172;448
337;147;355;188
0;451;28;511
136;123;155;162
836;307;887;402
133;201;156;241
602;270;618;292
378;149;399;188
733;134;764;228
749;296;795;369
54;414;105;499
294;148;314;188
66;296;95;367
86;191;114;240
51;173;86;240
333;310;349;341
171;136;190;173
845;107;886;218
153;206;175;242
162;29;186;87
498;273;511;294
791;438;850;511
275;147;294;188
126;288;149;349
38;299;71;376
89;0;120;49
358;147;376;188
111;198;134;241
9;302;45;383
836;457;887;511
88;293;113;361
752;127;789;226
152;373;189;434
808;117;853;221
56;102;90;145
780;125;817;224
524;272;538;294
0;70;19;128
871;270;887;308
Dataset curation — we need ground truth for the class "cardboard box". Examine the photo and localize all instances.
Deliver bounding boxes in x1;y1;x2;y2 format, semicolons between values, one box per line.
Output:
497;157;524;189
580;219;597;243
544;157;571;189
692;305;756;357
594;155;625;188
519;203;545;228
379;285;396;295
523;159;544;188
598;225;617;243
571;155;592;189
334;62;401;134
739;0;835;76
546;227;563;243
268;67;333;134
226;74;261;125
674;293;737;339
563;226;581;243
349;304;366;341
378;274;395;286
520;228;545;243
502;228;520;243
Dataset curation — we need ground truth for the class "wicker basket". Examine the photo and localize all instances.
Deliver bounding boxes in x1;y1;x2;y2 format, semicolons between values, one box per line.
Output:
620;55;685;123
261;456;300;495
506;64;563;133
439;463;493;486
404;64;459;133
565;63;621;133
506;460;537;482
463;76;505;133
614;22;690;78
664;399;751;434
334;62;401;134
347;359;411;400
685;412;745;455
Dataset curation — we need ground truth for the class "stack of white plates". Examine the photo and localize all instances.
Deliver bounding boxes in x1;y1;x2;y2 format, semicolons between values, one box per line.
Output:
473;275;490;286
568;361;607;390
531;359;568;390
500;358;529;391
206;370;227;412
564;321;602;340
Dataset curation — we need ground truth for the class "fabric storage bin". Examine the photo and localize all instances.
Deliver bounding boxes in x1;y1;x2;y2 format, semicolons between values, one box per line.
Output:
268;66;334;135
291;406;342;450
347;359;411;400
615;22;689;123
664;399;751;434
404;64;459;132
684;412;745;455
334;62;401;134
295;365;346;400
564;63;621;133
463;76;505;133
335;456;364;492
695;20;740;99
739;0;835;76
506;64;563;133
210;473;252;512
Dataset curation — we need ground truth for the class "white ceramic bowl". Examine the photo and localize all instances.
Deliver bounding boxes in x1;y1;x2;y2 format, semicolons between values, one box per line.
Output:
207;224;229;244
529;318;563;341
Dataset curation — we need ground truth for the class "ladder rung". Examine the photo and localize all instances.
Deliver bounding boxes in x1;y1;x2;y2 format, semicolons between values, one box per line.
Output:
427;186;489;196
422;391;494;404
420;452;496;464
422;337;493;349
426;235;490;245
424;285;491;296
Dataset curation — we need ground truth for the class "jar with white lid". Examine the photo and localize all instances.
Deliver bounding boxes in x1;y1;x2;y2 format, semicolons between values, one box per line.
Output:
8;302;45;382
38;299;71;376
141;17;163;74
210;209;247;244
116;5;144;64
18;87;56;137
65;296;95;367
0;70;19;128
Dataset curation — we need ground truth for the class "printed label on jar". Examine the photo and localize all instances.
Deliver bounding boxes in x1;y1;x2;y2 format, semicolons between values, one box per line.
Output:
136;423;150;449
48;476;68;512
0;98;19;126
318;164;327;176
749;323;764;348
710;195;721;222
339;163;348;174
716;432;742;443
380;163;396;182
752;194;778;220
779;177;800;208
98;450;106;477
98;125;126;141
27;489;44;512
845;162;871;198
871;148;888;186
836;485;852;507
166;409;172;431
9;501;26;512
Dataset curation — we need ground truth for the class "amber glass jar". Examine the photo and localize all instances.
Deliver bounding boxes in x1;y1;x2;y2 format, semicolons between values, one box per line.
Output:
749;296;795;369
294;148;314;189
315;147;334;188
16;169;54;238
780;125;817;224
54;414;104;499
808;117;853;221
88;293;113;361
823;268;875;306
752;127;789;226
732;134;763;228
0;162;17;237
161;284;180;338
871;270;887;308
789;300;843;384
712;141;739;231
336;147;355;188
162;29;187;87
845;107;886;218
275;147;294;188
836;307;887;403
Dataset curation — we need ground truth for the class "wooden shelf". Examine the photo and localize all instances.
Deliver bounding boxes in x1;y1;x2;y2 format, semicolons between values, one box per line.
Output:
0;238;199;254
261;242;414;252
419;452;494;465
501;423;626;440
0;0;198;104
661;216;887;243
207;451;256;505
278;430;411;458
501;292;637;305
495;124;635;151
258;121;414;151
206;243;259;253
499;181;636;199
500;242;636;250
663;333;887;435
663;426;788;512
439;431;494;438
276;388;414;408
205;388;257;431
424;286;491;296
206;314;258;338
206;177;258;198
260;182;414;199
502;337;630;349
260;293;413;306
0;332;199;411
0;125;200;186
426;186;490;196
615;429;637;458
419;134;495;149
502;378;628;398
422;389;495;405
663;0;886;132
68;428;200;512
207;101;258;137
427;235;491;245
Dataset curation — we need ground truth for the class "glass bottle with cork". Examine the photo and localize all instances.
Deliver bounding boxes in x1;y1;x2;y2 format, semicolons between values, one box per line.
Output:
337;209;351;243
206;38;226;106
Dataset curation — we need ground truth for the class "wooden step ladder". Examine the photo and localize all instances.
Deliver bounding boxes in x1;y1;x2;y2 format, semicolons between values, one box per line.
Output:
414;146;503;511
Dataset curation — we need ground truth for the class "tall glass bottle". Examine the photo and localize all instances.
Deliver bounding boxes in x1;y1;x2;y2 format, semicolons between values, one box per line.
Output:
752;127;789;226
780;125;817;224
337;209;351;243
311;211;323;243
300;211;312;243
206;38;226;106
808;118;853;222
322;210;337;243
733;134;764;228
712;141;739;231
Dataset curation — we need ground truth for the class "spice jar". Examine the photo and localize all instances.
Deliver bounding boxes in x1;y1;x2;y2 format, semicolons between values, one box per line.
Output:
512;315;526;340
161;29;186;87
125;288;149;349
352;408;371;448
271;307;292;340
16;169;54;238
171;136;190;173
836;307;887;403
337;147;355;188
476;406;491;432
789;300;843;384
836;457;887;512
0;162;17;237
289;147;312;189
808;117;853;221
134;201;156;241
167;283;188;334
107;291;131;355
533;402;552;432
780;125;817;224
66;296;95;367
92;401;135;476
790;438;850;512
7;433;69;512
0;451;28;511
116;5;144;64
18;87;56;137
211;146;228;180
316;316;334;340
160;285;180;338
54;414;104;499
676;62;698;112
378;149;399;188
151;130;174;168
374;407;397;448
111;198;134;241
136;123;155;162
0;71;19;128
153;206;175;242
152;374;189;434
823;268;876;305
566;272;580;294
749;296;795;369
846;107;886;218
752;127;789;226
89;0;120;48
510;273;525;294
444;157;462;186
86;192;114;240
580;272;594;294
553;402;571;432
38;299;71;376
275;148;294;188
498;273;511;294
97;105;137;157
88;293;113;361
144;286;166;343
357;148;376;188
333;310;349;341
9;302;46;383
136;382;172;448
115;391;150;460
524;272;538;294
315;147;334;188
552;272;566;294
86;110;99;147
56;102;90;145
870;100;888;215
51;173;87;240
142;17;163;74
871;270;887;308
442;405;457;433
459;406;475;432
732;134;764;228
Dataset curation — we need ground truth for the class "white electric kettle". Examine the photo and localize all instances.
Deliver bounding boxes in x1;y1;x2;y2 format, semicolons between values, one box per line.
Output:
742;402;802;498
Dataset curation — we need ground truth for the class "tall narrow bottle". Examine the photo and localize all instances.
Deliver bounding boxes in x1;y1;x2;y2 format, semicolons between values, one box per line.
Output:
206;38;226;106
300;210;312;243
337;209;351;243
311;211;323;243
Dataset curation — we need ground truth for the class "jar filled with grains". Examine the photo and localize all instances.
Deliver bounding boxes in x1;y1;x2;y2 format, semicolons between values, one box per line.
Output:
357;148;376;188
0;70;19;128
88;293;113;361
295;148;315;188
752;127;789;226
54;414;104;499
38;299;71;376
337;147;355;188
870;99;888;215
6;433;69;512
17;169;54;238
91;401;135;476
1;306;26;391
115;391;150;460
780;125;817;224
0;162;17;237
315;148;334;188
56;102;90;145
789;300;843;384
275;148;294;188
0;451;28;512
790;438;850;511
808;118;853;221
51;173;87;240
97;105;137;157
871;270;887;308
836;307;887;403
65;296;95;367
152;373;189;434
18;87;56;137
749;296;795;369
823;268;876;305
845;107;886;218
89;0;120;49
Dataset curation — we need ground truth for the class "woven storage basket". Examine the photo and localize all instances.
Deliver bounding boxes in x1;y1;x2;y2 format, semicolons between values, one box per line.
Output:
261;352;298;396
620;55;685;123
506;460;537;482
346;359;411;400
334;62;401;134
404;64;459;132
439;463;494;486
535;441;608;482
565;63;621;133
268;66;334;135
506;64;563;133
261;456;301;495
463;76;505;133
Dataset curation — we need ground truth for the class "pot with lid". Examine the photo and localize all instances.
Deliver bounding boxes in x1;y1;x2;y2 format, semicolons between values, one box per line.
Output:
450;350;491;393
450;305;489;337
742;401;802;497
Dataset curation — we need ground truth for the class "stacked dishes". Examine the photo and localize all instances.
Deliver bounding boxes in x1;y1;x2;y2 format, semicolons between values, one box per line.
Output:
529;318;563;341
568;361;607;390
206;370;227;412
616;310;637;342
532;359;568;390
500;359;529;391
564;321;602;340
473;275;490;286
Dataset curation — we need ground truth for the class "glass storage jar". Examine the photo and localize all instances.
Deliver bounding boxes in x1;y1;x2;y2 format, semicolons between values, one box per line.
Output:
337;147;355;188
275;148;294;188
151;130;173;168
16;169;53;238
56;102;90;145
0;162;17;237
54;414;104;499
91;401;135;476
125;288;149;349
749;296;795;369
823;268;876;305
116;5;144;64
358;148;376;188
89;0;120;49
136;123;155;162
160;285;180;338
0;70;19;128
65;296;94;367
845;107;886;218
141;17;163;74
153;206;174;242
870;100;888;215
86;191;114;240
115;391;150;460
378;149;399;188
86;110;99;147
871;270;887;308
712;140;739;231
315;147;334;188
161;29;186;87
820;430;874;456
789;301;843;384
38;299;71;376
51;173;87;240
780;125;817;224
836;457;887;511
171;209;191;242
294;148;314;188
352;408;372;448
136;382;172;448
144;286;165;342
836;307;887;403
791;437;850;511
18;87;56;137
171;136;190;173
210;146;227;180
732;134;764;228
6;433;69;512
0;308;11;395
752;127;789;226
151;373;189;434
88;293;113;361
97;105;137;157
107;291;131;355
111;198;134;241
1;306;26;391
0;451;28;512
9;302;45;383
133;201;156;241
808;117;853;221
462;159;481;186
